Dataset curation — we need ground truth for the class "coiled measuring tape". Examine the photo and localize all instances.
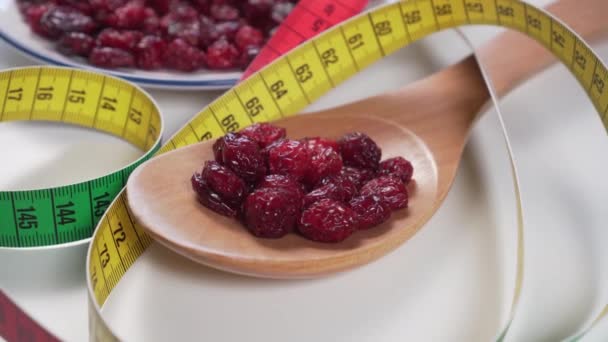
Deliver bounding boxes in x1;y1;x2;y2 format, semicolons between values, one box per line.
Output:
0;0;607;340
0;68;162;247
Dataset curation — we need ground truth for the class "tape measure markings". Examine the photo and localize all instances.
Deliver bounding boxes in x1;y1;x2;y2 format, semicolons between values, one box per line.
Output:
0;68;162;248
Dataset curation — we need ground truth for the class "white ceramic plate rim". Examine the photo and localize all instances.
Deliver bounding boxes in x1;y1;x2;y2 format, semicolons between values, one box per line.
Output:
0;1;241;90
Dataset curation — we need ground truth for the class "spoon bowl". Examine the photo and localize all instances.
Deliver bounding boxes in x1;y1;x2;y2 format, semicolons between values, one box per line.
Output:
127;111;441;278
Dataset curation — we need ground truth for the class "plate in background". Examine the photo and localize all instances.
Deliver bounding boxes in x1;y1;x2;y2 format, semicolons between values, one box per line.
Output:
0;0;240;90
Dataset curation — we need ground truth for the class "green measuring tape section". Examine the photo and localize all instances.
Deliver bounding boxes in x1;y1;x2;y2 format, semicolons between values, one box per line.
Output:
0;68;162;247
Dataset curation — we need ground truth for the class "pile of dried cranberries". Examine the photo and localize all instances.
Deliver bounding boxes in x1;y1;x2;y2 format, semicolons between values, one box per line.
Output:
16;0;297;71
191;123;415;243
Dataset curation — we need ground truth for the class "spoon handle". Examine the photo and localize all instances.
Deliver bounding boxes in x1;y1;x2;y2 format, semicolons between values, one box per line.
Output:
477;0;608;97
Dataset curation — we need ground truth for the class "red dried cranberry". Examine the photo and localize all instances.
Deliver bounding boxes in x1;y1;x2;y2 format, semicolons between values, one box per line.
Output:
96;29;143;52
234;25;264;49
379;157;414;184
271;2;294;23
242;0;273;21
238;45;260;68
303;137;339;152
106;2;147;29
25;3;55;37
39;6;97;38
221;133;267;183
142;7;160;34
360;176;408;210
298;199;358;243
257;174;305;201
90;0;128;12
210;4;239;21
244;187;300;238
200;160;247;204
135;35;166;70
171;2;198;20
169;18;201;46
191;161;247;218
303;183;342;208
340;166;375;190
212;136;225;163
240;123;286;148
199;17;240;46
206;38;240;69
150;0;179;14
339;132;382;170
265;139;310;181
58;32;94;56
57;0;93;14
349;194;391;229
165;38;206;71
304;145;342;187
318;174;357;201
89;47;135;68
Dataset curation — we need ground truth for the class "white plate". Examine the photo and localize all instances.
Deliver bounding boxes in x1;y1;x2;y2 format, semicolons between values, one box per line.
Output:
0;0;241;90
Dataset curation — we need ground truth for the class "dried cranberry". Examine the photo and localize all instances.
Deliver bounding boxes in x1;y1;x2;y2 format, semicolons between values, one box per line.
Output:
169;18;201;46
221;133;267;183
90;0;128;12
349;194;391;229
25;3;55;37
199;17;240;46
379;157;414;184
360;176;408;210
57;0;93;14
106;2;148;29
212;136;225;163
298;199;358;243
340;166;375;189
210;4;239;21
96;29;143;52
206;38;240;69
150;0;179;14
165;38;206;71
234;25;264;49
339;132;382;170
257;174;305;201
135;35;166;70
142;7;160;34
271;2;294;23
238;45;260;68
200;160;246;204
39;6;97;38
58;32;94;56
304;144;342;187
240;123;286;148
244;187;300;238
265;139;310;181
303;137;339;152
318;174;357;201
89;47;135;68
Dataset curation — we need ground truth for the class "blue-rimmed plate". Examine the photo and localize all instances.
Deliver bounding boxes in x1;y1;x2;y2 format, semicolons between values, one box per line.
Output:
0;1;240;90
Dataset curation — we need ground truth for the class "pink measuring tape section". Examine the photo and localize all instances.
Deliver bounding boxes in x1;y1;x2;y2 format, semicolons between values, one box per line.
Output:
241;0;369;80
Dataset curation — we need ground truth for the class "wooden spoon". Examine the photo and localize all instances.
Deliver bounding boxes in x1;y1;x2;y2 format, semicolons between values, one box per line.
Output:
127;0;608;278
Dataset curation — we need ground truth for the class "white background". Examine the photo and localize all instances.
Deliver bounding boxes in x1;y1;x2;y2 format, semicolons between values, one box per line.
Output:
1;0;608;340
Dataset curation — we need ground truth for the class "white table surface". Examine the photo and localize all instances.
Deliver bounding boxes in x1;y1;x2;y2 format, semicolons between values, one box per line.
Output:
1;0;608;340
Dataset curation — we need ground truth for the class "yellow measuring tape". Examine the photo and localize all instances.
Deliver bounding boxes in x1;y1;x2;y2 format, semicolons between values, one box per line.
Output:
1;0;605;340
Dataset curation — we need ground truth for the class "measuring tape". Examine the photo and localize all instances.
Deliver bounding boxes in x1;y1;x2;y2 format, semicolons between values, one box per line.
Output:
0;0;607;340
0;68;162;248
241;0;370;79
